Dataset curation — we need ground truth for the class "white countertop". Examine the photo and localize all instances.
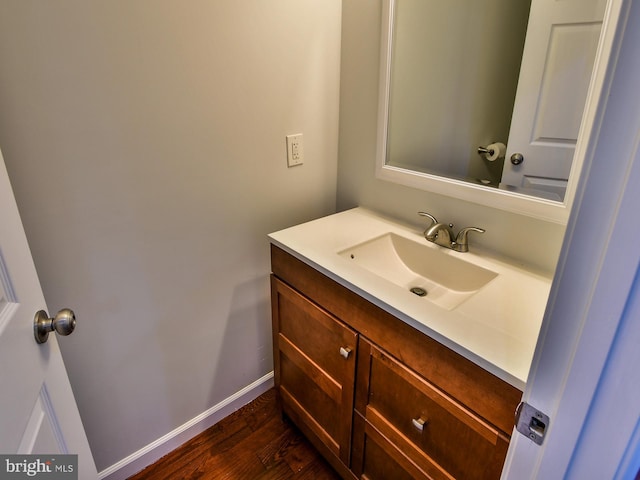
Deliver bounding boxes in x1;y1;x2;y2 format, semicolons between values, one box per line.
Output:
269;208;552;390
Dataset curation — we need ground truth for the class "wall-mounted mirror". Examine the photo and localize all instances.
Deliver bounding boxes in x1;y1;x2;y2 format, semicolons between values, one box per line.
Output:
376;0;613;224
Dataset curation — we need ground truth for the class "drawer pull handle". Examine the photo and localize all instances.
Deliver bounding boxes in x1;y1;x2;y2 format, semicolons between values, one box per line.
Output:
412;417;427;432
339;346;352;359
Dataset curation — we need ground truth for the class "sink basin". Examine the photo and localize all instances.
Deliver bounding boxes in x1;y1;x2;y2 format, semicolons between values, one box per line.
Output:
338;233;498;310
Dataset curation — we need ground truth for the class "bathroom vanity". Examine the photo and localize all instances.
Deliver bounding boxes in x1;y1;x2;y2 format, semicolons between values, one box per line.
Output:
269;209;551;479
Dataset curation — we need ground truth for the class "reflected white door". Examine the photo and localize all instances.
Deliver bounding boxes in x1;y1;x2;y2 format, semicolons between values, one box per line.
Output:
501;0;607;199
0;149;98;478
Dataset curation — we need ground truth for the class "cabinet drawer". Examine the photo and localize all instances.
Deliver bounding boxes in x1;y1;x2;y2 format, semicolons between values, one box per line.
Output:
361;343;509;479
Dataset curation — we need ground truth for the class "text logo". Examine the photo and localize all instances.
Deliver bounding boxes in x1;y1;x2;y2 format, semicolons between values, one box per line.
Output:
0;455;77;479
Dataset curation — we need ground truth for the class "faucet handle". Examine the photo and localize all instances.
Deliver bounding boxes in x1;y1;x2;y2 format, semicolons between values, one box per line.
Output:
454;227;485;252
418;211;438;225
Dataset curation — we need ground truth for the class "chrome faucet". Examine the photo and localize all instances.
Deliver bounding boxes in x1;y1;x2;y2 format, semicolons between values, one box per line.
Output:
418;212;485;253
424;221;454;248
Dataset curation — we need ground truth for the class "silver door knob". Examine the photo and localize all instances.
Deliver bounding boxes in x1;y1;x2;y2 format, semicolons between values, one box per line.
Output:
511;153;524;165
34;308;76;344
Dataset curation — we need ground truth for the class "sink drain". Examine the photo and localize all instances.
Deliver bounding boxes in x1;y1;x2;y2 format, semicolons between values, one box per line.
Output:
410;287;427;297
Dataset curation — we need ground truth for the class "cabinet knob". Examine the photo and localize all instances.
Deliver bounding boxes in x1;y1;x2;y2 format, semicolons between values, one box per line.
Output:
412;417;428;432
339;346;352;359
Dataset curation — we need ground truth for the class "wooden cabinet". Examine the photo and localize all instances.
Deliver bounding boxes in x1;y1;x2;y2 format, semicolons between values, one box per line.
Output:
271;277;357;477
271;245;522;480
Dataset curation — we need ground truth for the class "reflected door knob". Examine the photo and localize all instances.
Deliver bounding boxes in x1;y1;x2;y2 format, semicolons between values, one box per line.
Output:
34;308;76;344
511;153;524;165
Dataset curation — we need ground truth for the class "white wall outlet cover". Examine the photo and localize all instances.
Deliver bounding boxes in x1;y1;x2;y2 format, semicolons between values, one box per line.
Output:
286;133;304;167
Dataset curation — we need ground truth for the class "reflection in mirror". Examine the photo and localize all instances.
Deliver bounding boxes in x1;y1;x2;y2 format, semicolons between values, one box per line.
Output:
377;0;611;222
386;0;530;187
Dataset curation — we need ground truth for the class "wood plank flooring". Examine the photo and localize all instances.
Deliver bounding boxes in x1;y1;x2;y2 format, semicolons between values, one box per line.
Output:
128;388;340;480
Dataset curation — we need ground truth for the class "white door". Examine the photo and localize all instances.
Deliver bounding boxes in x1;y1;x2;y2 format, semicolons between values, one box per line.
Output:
500;0;607;199
0;149;98;478
502;0;639;477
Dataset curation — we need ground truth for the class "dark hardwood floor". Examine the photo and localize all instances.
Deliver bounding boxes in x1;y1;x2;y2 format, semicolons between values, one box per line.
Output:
128;388;340;480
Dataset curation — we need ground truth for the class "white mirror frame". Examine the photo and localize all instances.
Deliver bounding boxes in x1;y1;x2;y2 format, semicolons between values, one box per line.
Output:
376;0;623;225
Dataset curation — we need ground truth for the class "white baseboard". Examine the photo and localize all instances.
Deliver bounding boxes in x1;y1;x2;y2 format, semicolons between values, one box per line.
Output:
98;372;275;480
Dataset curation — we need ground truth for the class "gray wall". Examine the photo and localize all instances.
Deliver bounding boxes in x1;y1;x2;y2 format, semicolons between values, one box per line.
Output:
0;0;341;472
338;0;566;274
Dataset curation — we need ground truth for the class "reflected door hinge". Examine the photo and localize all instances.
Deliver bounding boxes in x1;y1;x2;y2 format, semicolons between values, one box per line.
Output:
515;402;550;445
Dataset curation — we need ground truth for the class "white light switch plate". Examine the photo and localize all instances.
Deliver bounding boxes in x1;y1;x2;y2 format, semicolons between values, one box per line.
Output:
286;134;304;167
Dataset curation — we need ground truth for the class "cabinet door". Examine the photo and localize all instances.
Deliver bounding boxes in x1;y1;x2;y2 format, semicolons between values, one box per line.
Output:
271;277;357;465
354;340;509;480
